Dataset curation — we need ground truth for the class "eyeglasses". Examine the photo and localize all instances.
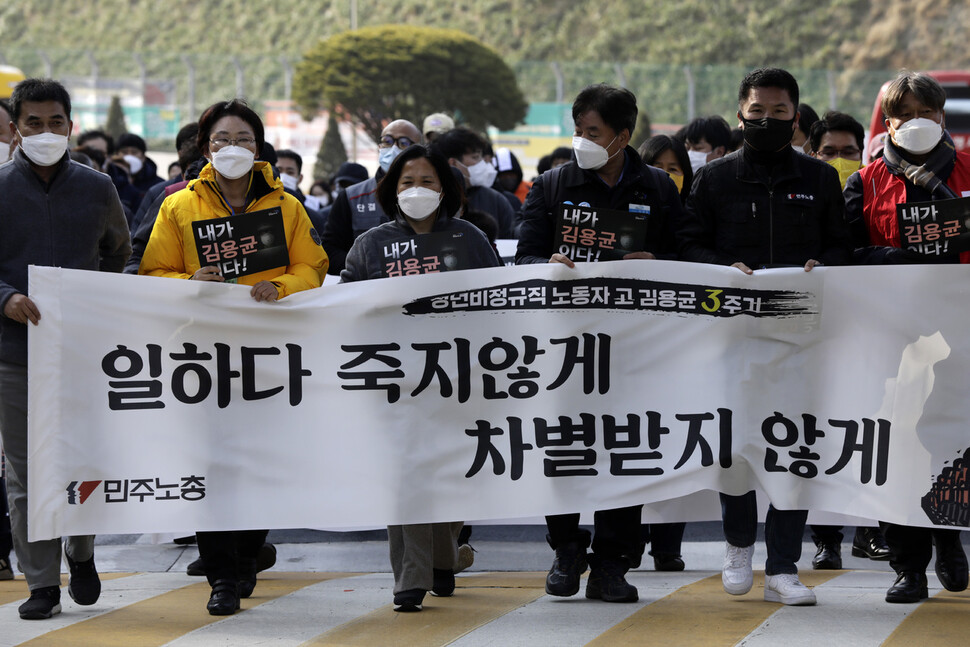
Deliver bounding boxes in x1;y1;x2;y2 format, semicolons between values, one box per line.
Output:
379;135;415;150
817;146;861;161
210;136;257;149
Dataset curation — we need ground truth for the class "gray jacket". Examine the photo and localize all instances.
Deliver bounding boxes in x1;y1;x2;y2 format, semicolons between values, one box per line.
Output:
0;149;131;365
341;214;499;282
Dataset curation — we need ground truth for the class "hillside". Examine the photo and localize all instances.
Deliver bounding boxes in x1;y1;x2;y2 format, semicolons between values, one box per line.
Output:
2;0;968;127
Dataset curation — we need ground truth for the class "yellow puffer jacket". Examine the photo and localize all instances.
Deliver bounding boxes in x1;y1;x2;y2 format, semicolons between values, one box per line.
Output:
139;161;328;298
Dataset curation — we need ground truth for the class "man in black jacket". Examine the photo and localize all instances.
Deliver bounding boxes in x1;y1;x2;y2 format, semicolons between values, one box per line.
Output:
516;84;684;603
677;68;851;607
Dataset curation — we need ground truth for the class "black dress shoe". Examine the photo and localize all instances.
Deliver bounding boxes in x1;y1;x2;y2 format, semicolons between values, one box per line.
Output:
812;542;842;570
886;572;928;603
852;527;891;560
934;534;969;592
207;579;240;616
653;554;685;572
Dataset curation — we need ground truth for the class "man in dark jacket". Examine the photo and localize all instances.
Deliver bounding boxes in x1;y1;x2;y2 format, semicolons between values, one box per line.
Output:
844;71;970;604
0;79;130;620
678;68;851;607
516;83;684;604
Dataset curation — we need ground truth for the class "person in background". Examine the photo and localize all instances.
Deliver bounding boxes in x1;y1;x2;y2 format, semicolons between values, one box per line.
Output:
0;78;130;620
844;71;970;603
139;99;327;616
808;111;866;191
167;160;182;180
433;127;516;238
790;103;820;154
683;115;731;174
494;147;532;205
0;101;10;583
422;112;454;144
639;134;694;206
276;148;326;233
321;119;421;274
341;145;495;611
116;132;164;207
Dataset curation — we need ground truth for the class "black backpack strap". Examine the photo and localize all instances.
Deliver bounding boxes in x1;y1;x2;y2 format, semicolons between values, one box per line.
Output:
542;165;565;217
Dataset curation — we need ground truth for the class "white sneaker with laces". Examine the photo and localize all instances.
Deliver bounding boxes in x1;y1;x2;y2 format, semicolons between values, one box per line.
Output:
764;573;817;605
722;543;754;595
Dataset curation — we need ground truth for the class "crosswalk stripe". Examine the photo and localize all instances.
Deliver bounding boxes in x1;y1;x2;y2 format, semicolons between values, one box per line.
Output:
15;572;352;647
586;570;844;646
883;588;970;645
302;572;546;646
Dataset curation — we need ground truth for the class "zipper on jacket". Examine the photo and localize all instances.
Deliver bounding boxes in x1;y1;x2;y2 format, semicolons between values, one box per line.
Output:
767;186;775;266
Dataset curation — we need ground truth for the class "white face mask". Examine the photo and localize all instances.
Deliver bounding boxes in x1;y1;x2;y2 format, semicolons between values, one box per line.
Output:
891;117;943;155
0;144;10;164
398;186;441;221
210;145;255;180
279;172;299;192
467;159;498;187
123;154;143;176
19;131;68;167
687;149;709;174
572;135;618;170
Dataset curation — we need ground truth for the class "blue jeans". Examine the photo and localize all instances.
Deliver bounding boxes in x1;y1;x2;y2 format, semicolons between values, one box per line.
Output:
720;491;806;575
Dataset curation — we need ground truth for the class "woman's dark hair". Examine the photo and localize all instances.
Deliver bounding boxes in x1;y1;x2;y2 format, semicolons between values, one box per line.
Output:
638;134;693;204
196;99;265;156
375;144;465;220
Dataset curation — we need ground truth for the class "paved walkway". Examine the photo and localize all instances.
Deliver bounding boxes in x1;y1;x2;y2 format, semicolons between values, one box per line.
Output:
2;534;970;646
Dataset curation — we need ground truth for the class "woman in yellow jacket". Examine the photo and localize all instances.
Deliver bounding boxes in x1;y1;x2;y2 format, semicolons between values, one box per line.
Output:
139;99;327;615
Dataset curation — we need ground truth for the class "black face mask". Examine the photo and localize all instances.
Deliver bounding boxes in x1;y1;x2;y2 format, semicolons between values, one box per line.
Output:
740;116;796;152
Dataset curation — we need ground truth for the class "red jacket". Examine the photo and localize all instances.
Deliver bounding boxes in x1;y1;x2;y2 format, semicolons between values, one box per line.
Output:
857;150;970;262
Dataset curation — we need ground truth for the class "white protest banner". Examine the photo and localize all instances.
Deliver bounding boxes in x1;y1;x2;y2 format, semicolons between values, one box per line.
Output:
27;261;970;541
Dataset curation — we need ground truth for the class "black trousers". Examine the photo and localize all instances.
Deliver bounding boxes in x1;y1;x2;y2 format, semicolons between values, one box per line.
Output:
546;505;642;559
880;522;962;573
196;529;268;586
0;471;11;557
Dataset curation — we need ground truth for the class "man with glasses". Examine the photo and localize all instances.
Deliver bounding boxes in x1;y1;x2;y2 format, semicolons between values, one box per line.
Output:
321;119;422;274
808;111;866;190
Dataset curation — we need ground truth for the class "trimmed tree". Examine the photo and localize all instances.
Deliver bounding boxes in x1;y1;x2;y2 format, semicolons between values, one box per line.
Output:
314;112;348;181
105;96;128;141
294;25;528;143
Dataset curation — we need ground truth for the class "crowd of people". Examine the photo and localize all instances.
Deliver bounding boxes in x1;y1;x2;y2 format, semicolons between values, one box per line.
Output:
0;66;967;620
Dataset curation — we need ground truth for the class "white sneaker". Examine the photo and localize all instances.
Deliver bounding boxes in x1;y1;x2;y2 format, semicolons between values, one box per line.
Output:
764;573;817;605
722;543;754;595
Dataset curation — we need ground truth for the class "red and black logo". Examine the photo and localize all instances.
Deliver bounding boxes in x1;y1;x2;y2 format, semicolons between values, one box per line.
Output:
66;480;102;505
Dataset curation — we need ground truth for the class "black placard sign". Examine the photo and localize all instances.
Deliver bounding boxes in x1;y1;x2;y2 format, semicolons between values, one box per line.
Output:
553;204;650;262
896;196;970;256
192;207;290;280
381;231;477;277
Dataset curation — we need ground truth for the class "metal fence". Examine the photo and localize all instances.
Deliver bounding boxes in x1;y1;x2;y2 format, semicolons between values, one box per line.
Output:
1;47;894;134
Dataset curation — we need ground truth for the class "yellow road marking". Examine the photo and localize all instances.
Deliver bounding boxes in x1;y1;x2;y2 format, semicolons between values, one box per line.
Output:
586;570;844;647
304;572;547;647
18;572;359;647
883;588;970;645
0;572;132;607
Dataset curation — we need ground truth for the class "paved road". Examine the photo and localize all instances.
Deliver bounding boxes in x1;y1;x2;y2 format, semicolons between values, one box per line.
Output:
1;527;968;646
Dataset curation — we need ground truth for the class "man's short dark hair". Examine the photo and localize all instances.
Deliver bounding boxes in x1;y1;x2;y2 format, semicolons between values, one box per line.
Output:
738;68;799;109
175;122;199;152
9;78;72;123
572;84;638;136
197;99;265;156
808;111;865;152
276;149;303;173
431;127;487;161
78;129;115;154
683;116;731;151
